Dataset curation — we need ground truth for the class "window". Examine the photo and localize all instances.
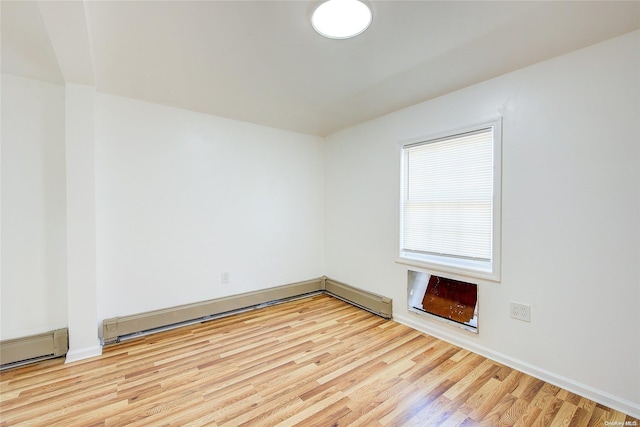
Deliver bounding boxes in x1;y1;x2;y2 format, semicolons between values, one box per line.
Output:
399;120;501;281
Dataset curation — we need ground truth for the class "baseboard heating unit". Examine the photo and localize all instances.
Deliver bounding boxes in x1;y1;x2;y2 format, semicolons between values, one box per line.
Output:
0;328;69;370
102;276;392;345
324;277;392;319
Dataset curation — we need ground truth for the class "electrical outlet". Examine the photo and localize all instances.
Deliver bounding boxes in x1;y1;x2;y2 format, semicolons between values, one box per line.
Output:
221;272;229;284
510;302;531;322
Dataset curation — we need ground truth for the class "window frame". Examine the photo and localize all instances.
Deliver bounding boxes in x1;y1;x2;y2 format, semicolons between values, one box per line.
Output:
397;119;502;282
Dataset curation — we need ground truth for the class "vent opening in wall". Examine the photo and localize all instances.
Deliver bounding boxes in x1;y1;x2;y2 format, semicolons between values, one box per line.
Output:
408;270;478;333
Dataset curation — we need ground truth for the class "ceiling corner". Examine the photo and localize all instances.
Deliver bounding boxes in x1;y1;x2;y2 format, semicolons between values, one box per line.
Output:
37;0;95;86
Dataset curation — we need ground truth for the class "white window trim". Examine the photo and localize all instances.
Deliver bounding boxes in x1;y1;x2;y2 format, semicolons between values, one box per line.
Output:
396;119;502;282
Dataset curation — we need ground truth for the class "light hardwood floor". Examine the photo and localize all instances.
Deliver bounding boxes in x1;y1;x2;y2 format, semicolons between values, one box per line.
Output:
1;294;637;426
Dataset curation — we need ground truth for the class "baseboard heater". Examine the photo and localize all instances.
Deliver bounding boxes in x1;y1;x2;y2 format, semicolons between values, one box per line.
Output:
0;328;69;370
324;277;392;319
102;276;392;344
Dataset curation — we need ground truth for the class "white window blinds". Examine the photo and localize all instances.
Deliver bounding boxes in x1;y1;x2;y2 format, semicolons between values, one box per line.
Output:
402;127;494;262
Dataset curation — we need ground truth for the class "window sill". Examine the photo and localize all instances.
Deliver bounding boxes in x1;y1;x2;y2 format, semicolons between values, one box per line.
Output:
396;255;500;282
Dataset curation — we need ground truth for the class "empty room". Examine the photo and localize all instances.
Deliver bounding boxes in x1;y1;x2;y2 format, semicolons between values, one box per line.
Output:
1;0;639;425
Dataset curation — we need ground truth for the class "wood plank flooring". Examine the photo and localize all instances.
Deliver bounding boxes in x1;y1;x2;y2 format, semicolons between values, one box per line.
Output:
1;294;637;426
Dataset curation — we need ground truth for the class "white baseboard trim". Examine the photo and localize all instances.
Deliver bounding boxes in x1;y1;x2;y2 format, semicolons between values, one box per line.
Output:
394;313;640;419
64;343;102;364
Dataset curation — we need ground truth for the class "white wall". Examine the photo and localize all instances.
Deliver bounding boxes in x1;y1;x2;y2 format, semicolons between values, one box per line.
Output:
2;27;637;417
94;93;325;320
1;74;67;340
324;31;640;414
64;83;101;361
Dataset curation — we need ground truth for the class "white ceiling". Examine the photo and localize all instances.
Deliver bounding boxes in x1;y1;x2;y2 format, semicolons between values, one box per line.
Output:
2;1;639;136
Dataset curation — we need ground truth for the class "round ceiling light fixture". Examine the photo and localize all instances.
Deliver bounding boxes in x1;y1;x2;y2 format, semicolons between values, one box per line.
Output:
311;0;372;39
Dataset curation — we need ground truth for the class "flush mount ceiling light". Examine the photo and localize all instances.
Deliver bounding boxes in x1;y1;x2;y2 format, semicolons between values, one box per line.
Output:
311;0;372;39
